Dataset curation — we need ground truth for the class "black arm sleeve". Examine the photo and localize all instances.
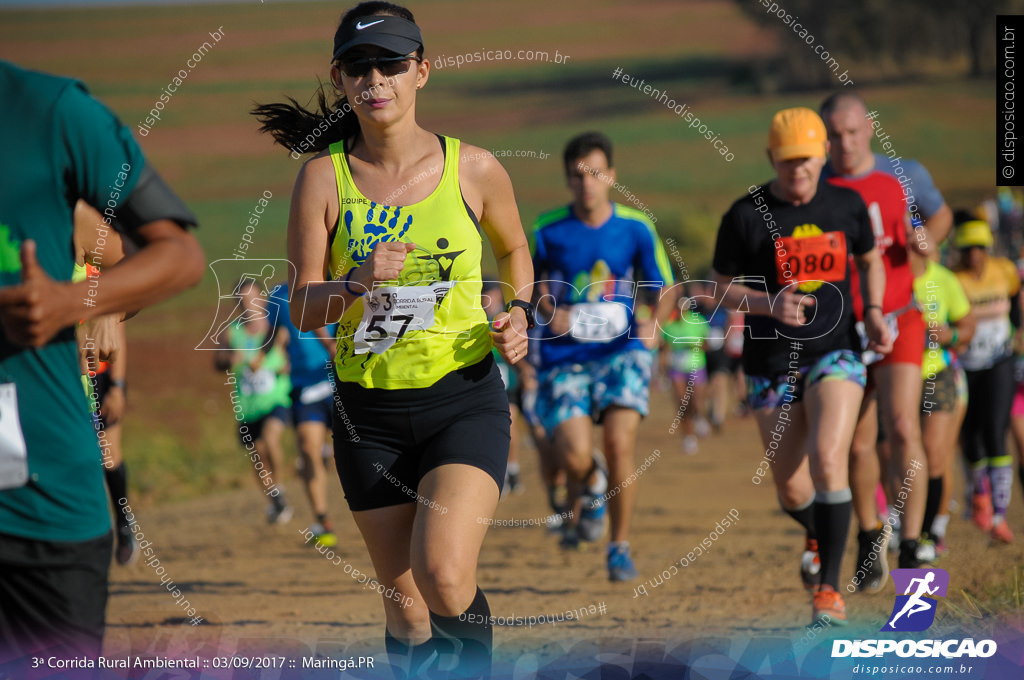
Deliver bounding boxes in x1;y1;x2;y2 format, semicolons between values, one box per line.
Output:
712;203;745;276
112;164;198;234
849;191;875;256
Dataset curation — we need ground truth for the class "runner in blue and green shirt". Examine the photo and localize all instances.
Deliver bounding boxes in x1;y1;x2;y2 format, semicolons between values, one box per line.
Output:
532;131;674;581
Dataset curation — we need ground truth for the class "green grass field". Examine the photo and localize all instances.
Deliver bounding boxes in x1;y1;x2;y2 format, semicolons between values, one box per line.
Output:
0;0;999;503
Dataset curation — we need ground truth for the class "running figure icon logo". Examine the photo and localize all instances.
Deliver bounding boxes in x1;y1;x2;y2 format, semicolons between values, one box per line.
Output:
195;259;294;350
881;568;949;632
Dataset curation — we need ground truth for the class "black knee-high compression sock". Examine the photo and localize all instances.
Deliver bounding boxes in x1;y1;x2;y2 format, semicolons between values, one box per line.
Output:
814;489;853;590
781;496;817;540
922;477;943;538
105;463;129;525
384;629;437;680
429;587;492;679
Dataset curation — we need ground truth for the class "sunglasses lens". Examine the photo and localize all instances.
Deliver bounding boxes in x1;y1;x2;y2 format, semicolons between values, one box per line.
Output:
340;57;413;78
380;59;412;76
340;61;370;78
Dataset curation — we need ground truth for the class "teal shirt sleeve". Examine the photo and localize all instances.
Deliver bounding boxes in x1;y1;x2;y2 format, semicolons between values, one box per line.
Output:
55;80;146;229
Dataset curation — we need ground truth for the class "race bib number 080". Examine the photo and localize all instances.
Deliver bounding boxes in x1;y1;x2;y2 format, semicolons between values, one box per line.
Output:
775;232;847;285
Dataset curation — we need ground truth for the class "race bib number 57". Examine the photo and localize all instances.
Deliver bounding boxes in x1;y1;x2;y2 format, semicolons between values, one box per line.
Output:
353;282;454;355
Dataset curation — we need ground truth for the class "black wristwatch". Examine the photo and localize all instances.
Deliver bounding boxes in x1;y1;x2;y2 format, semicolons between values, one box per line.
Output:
505;299;535;329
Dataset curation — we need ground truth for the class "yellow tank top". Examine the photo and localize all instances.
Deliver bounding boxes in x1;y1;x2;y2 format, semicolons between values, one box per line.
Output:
327;135;490;389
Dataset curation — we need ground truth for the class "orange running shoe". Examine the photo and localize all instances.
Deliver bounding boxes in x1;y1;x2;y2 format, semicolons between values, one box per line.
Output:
972;493;994;532
800;538;821;590
991;518;1014;544
812;585;848;626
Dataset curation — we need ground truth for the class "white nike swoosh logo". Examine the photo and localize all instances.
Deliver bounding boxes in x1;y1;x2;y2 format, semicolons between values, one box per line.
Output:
355;19;384;30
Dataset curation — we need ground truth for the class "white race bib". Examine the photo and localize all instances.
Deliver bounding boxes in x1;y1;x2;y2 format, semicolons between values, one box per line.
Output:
497;361;511;389
725;329;744;357
299;380;333;404
353;283;454;355
0;383;28;491
856;313;901;366
670;350;701;374
240;366;275;396
570;302;630;343
961;318;1012;371
706;327;726;352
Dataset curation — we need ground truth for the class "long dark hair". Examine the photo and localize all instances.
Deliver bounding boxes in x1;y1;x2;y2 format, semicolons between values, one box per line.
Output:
251;2;420;156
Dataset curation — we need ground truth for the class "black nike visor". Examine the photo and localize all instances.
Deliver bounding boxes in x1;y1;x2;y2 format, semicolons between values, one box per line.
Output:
332;16;424;62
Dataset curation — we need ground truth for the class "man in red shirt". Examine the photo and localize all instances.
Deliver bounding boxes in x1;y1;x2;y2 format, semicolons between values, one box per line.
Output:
821;92;951;584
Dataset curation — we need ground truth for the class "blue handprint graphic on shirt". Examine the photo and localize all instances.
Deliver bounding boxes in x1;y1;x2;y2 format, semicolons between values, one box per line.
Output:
345;203;413;263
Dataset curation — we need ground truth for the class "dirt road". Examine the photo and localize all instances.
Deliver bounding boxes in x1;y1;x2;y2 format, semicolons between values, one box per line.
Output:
102;389;1024;677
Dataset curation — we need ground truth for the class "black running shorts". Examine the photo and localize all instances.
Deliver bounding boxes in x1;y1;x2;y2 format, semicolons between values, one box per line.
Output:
0;530;112;662
91;371;119;431
236;404;289;448
333;354;510;511
706;348;740;376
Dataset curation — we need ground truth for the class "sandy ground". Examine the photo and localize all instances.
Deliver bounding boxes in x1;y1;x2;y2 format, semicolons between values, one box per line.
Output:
98;385;1024;677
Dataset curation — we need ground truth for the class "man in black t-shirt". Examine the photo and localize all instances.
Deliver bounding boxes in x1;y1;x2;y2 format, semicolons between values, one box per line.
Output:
711;107;891;627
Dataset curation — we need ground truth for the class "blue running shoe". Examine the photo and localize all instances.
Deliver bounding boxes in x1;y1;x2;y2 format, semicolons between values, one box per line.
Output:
559;525;580;550
607;543;638;581
579;493;607;542
578;464;608;542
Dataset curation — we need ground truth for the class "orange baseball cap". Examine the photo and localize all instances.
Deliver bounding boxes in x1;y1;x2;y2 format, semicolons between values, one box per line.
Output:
768;107;827;162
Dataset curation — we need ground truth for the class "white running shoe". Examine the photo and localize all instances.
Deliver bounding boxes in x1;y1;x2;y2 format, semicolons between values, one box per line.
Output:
266;503;294;525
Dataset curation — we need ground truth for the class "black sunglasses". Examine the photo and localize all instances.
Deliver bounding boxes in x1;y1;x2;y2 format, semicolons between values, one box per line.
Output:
337;55;419;78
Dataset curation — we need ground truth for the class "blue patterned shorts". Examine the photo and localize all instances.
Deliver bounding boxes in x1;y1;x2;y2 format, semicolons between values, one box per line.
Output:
536;348;655;435
746;349;866;411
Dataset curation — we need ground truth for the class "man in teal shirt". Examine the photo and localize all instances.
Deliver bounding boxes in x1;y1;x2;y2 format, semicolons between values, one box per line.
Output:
0;59;204;662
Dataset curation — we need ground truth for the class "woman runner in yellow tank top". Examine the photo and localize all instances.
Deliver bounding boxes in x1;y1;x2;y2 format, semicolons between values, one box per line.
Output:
254;3;533;678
